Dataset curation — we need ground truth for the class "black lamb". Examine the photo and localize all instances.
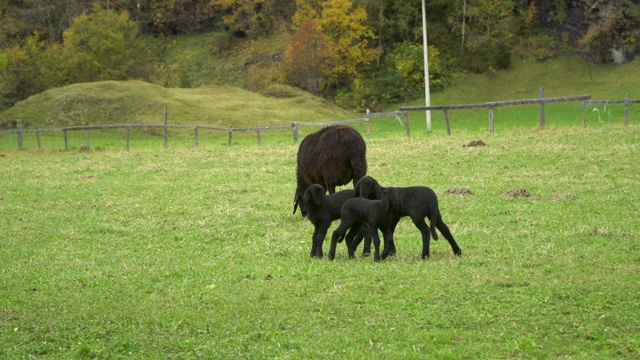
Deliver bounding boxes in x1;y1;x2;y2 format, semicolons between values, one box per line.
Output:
354;176;462;259
329;188;399;262
293;125;367;216
301;184;364;258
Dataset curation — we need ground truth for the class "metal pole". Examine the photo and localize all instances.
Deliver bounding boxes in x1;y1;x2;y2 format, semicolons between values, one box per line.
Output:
422;0;432;132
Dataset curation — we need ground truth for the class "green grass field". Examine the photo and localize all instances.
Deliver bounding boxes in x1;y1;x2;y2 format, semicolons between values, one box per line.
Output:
1;125;638;358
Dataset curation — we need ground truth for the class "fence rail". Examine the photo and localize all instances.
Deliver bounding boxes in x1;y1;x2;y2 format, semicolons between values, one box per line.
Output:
0;108;409;150
401;89;636;134
1;90;636;151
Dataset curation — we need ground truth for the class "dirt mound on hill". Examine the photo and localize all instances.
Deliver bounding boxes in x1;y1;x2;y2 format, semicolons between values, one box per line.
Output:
463;140;486;147
444;188;473;195
503;189;530;198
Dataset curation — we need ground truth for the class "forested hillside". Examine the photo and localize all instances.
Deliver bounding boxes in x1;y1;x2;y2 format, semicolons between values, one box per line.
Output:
1;0;639;113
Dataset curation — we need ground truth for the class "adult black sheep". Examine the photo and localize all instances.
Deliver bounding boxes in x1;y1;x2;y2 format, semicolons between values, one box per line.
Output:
293;125;367;216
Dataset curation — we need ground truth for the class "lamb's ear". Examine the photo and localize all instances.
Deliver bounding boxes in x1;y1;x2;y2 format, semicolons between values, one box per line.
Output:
374;180;384;198
354;180;361;197
311;187;325;207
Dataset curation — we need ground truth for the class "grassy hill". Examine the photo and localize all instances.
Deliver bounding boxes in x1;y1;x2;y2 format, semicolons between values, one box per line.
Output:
0;81;354;129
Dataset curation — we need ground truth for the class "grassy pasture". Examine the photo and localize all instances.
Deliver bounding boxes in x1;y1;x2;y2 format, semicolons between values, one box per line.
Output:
1;125;639;358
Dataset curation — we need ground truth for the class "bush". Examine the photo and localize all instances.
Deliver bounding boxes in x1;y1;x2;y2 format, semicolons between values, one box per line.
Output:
335;68;417;111
462;41;514;73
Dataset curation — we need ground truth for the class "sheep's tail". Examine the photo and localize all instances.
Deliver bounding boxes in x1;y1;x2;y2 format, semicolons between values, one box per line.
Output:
429;202;439;241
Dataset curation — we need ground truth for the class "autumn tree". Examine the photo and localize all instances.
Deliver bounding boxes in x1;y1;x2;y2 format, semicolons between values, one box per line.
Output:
210;0;263;35
283;20;333;95
292;0;379;88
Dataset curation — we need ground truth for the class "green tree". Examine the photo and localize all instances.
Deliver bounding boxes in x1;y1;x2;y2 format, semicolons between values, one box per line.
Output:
387;42;444;91
59;5;152;83
458;0;515;72
0;32;54;110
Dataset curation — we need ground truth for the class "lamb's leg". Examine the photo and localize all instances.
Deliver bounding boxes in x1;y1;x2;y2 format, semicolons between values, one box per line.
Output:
310;227;320;258
328;220;350;260
380;228;395;260
371;227;382;262
313;225;330;258
436;217;462;256
412;218;432;259
348;223;370;257
344;223;362;259
362;234;372;257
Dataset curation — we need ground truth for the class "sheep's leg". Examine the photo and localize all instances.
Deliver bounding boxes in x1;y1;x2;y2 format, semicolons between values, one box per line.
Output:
412;218;432;259
436;217;462;256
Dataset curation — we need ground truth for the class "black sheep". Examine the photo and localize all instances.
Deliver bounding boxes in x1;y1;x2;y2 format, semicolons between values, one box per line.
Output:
301;184;363;258
354;176;462;259
329;188;399;262
293;125;367;216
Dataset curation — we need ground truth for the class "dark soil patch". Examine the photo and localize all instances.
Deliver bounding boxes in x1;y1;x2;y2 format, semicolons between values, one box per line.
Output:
504;189;530;198
554;193;577;201
445;188;473;195
463;140;486;147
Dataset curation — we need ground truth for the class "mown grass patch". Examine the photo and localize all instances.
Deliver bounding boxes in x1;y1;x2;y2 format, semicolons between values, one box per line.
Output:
1;126;639;358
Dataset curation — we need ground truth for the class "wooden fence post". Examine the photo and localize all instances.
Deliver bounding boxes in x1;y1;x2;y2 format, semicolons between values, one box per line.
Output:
194;126;199;148
624;93;629;127
36;126;41;149
365;109;371;139
17;120;23;150
583;101;588;128
163;105;168;149
85;130;90;149
444;109;451;136
126;125;131;150
488;107;495;134
64;129;68;150
257;125;261;145
539;86;545;129
292;122;298;143
404;112;412;139
228;124;233;147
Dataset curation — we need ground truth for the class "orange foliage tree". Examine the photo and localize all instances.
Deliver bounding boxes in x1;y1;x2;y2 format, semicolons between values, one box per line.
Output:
291;0;379;89
283;20;333;95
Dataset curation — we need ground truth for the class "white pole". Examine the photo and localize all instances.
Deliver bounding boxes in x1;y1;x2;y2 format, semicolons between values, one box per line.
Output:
422;0;432;131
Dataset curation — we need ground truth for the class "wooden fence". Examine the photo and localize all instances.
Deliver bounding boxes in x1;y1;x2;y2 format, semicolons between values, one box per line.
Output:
0;108;407;150
402;88;637;134
1;89;637;150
